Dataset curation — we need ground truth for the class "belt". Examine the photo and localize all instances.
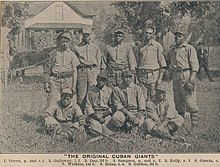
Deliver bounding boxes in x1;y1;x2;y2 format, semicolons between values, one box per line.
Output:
175;68;191;73
138;68;160;73
94;107;108;112
126;106;138;111
107;66;129;72
77;64;97;70
51;72;72;79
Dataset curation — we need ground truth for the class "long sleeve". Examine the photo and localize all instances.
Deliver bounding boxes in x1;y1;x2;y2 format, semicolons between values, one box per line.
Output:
188;45;199;72
43;54;52;83
74;103;85;125
85;90;96;116
136;86;146;111
100;47;108;70
43;104;57;118
112;88;124;111
127;46;137;72
146;101;160;123
157;43;167;68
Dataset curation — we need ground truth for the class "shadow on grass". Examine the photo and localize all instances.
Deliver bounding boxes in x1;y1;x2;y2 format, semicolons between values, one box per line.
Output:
21;113;45;134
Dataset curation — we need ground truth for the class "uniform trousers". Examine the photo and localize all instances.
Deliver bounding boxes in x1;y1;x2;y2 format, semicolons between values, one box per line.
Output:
77;67;99;111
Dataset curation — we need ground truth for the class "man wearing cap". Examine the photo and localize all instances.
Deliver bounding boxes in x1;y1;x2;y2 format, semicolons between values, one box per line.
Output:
107;70;145;133
141;83;184;139
197;41;214;82
74;27;102;111
44;32;80;108
101;29;137;87
167;26;200;132
85;72;114;135
43;88;86;141
137;25;167;101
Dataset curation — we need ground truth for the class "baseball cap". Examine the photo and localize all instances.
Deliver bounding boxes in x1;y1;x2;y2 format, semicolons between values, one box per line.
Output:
145;25;156;33
59;32;71;40
122;70;133;77
174;26;188;35
61;88;73;95
83;27;93;34
156;83;168;92
114;29;126;35
97;72;107;79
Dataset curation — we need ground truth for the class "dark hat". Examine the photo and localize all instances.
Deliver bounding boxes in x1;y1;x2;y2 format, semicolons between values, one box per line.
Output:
122;70;133;77
114;29;126;35
83;27;93;34
59;32;71;40
156;83;168;92
61;88;73;95
97;72;107;79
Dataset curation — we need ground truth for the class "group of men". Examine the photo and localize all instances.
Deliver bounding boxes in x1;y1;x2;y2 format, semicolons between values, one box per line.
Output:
42;25;200;142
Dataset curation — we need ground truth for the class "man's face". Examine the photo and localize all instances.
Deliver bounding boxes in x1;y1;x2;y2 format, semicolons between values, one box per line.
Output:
82;33;91;44
156;90;166;101
114;33;124;44
96;77;106;89
175;33;186;45
59;37;70;50
61;94;72;108
122;75;132;87
144;27;154;42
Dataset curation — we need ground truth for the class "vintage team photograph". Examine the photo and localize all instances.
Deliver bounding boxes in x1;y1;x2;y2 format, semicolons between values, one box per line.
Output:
0;1;220;154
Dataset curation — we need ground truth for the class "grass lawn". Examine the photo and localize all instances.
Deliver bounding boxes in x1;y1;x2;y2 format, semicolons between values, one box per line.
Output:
0;76;220;153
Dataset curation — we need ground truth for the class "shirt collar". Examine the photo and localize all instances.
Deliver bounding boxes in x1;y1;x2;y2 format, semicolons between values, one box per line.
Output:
176;42;187;48
143;39;154;46
59;100;73;110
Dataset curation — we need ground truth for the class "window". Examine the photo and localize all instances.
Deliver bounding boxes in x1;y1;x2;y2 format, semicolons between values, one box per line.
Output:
55;5;63;20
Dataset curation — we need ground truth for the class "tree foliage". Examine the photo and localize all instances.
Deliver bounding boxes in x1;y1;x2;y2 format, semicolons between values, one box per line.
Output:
2;2;30;55
112;1;220;45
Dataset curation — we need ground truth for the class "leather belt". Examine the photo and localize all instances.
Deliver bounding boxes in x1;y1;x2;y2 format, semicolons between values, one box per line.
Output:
107;66;129;72
138;68;160;73
77;64;97;70
51;72;72;79
175;68;191;73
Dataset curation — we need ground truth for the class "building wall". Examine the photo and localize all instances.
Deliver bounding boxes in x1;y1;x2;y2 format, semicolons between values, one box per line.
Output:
25;2;93;28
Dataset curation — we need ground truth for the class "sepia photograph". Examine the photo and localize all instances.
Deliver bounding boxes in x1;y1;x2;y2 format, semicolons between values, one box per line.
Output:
0;0;220;159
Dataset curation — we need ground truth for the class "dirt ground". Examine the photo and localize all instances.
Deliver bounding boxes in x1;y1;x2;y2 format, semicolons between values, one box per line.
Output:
0;76;220;154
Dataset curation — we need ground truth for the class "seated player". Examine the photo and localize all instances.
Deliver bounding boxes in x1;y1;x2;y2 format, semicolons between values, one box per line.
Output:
43;88;86;141
142;83;184;140
85;72;114;135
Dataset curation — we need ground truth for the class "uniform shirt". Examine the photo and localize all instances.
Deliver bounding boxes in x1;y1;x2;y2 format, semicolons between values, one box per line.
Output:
146;97;178;123
75;42;101;66
137;40;166;70
85;85;113;115
44;47;80;82
52;48;80;74
43;101;85;125
113;83;145;111
101;42;137;71
168;42;199;72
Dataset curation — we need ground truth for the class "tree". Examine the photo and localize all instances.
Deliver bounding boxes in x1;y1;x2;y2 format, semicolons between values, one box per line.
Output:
112;1;220;45
1;2;29;56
